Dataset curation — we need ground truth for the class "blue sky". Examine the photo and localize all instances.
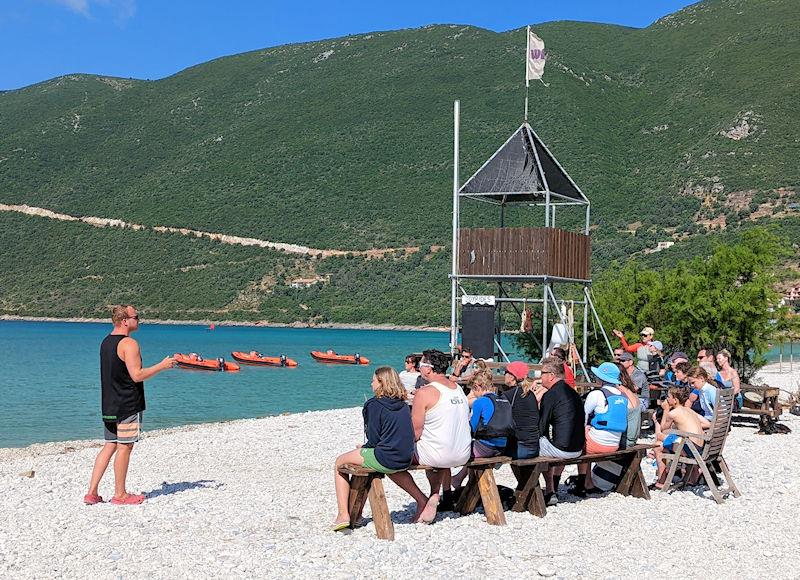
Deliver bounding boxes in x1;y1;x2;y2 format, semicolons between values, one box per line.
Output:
0;0;698;91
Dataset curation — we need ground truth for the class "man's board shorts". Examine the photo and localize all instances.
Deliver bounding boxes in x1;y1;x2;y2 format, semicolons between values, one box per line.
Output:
661;433;703;455
539;436;582;460
360;448;402;474
103;412;143;444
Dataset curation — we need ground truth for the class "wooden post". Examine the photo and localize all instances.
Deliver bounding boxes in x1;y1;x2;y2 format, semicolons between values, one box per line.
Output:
367;477;395;540
347;475;371;528
456;469;482;515
528;468;548;518
617;451;650;499
513;463;547;517
477;467;507;526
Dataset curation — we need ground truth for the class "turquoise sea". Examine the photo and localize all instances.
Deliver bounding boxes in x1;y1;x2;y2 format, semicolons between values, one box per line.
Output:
0;321;455;448
2;320;794;449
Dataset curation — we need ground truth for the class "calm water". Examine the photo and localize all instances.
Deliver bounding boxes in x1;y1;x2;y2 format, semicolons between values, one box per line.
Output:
0;321;453;448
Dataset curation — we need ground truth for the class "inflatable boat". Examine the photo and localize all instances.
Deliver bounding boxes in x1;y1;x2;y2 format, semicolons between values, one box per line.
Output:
174;353;240;372
310;350;370;365
230;351;298;367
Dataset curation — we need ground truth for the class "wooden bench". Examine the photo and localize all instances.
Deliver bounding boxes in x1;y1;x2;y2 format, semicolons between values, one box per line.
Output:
507;444;657;517
338;456;511;541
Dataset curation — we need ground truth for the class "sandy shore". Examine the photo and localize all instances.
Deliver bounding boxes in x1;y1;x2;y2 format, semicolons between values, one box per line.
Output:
0;314;447;333
3;368;799;579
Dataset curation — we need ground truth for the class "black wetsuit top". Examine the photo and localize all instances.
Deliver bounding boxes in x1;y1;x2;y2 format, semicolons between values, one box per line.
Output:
100;334;145;420
538;380;585;452
503;386;540;451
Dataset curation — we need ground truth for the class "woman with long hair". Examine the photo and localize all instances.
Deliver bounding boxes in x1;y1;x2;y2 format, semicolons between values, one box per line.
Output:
332;366;415;531
716;349;742;408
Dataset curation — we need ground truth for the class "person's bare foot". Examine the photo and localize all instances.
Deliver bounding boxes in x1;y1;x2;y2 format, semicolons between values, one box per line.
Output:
331;516;350;531
417;494;439;524
411;501;427;523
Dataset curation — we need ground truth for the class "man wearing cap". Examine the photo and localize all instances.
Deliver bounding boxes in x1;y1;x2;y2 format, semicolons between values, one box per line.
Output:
612;327;656;372
537;357;585;505
572;362;629;496
619;352;649;412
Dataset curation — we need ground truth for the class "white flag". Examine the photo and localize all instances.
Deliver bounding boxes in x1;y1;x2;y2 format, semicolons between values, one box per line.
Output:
526;29;546;82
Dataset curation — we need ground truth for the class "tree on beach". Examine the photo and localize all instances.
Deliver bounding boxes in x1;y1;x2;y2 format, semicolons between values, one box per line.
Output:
592;228;789;380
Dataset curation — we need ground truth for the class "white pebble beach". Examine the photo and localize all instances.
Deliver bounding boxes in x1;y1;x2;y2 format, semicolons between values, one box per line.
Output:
3;367;800;579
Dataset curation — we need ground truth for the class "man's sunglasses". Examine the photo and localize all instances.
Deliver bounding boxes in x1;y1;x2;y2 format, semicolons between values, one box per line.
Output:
125;315;140;321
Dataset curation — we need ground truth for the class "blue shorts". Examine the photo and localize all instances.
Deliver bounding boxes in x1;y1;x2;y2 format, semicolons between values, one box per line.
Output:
662;433;680;453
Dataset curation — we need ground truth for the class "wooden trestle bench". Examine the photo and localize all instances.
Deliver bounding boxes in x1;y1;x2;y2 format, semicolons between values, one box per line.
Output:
338;443;656;540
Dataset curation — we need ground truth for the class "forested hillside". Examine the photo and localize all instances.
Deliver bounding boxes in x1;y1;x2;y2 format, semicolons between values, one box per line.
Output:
0;0;798;324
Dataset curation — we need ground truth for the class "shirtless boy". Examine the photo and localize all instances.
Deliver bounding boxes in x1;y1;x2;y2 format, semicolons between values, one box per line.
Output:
652;386;710;489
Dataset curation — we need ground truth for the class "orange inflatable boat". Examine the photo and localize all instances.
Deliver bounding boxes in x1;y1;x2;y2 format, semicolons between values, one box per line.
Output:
174;353;240;372
310;350;370;365
230;351;298;367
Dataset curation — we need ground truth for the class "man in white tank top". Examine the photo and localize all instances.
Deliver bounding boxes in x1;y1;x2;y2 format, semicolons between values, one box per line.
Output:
385;349;471;523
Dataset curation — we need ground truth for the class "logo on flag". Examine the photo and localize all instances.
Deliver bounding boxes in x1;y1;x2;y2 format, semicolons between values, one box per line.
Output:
526;29;547;82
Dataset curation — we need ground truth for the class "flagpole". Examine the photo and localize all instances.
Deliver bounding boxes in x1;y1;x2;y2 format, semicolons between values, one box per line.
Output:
524;25;530;122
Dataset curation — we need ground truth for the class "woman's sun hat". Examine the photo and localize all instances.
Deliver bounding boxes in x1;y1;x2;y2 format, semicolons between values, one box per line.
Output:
591;362;621;385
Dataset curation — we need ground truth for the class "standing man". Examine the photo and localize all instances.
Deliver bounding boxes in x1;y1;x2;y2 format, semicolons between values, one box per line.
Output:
84;305;174;506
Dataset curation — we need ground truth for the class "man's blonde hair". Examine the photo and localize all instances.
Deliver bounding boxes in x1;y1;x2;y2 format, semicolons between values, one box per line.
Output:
111;305;134;325
373;366;407;400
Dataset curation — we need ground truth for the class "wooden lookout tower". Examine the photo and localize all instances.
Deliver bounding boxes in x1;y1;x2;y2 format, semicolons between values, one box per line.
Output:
449;101;611;374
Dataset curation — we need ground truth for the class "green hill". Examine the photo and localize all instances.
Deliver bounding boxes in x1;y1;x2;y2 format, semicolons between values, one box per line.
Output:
1;0;798;324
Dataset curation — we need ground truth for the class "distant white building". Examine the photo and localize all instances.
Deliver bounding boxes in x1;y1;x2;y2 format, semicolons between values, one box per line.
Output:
289;276;328;288
653;241;675;252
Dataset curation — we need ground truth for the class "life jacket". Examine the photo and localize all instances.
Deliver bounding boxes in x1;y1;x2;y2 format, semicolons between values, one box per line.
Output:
474;393;515;440
589;388;628;433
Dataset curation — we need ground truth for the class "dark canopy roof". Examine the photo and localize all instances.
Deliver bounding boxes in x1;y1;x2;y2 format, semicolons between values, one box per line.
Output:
459;123;588;205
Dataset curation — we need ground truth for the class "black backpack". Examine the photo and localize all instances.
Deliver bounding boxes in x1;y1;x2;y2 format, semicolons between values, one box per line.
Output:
474;392;515;440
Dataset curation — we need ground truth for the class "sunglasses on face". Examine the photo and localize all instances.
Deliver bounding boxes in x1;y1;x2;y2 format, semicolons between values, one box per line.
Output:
125;315;140;321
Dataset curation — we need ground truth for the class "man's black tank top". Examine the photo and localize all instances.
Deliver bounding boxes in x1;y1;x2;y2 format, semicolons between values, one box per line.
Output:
100;334;145;420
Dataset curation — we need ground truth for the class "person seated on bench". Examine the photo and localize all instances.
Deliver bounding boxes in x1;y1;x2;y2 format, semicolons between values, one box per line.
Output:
590;364;642;492
332;366;415;531
652;385;711;489
503;364;541;460
537;357;585;505
571;362;629;497
452;370;514;488
391;349;471;523
686;366;716;421
618;352;648;412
